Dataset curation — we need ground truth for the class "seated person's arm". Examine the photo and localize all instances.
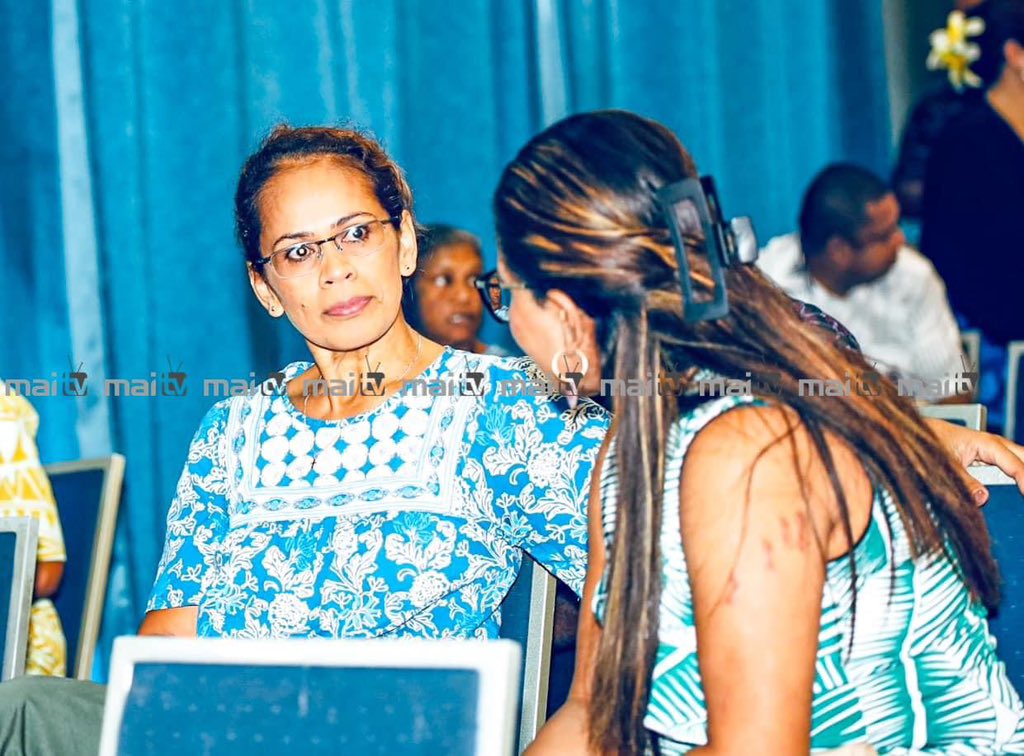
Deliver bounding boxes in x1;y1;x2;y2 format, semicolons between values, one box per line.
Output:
138;607;199;637
910;272;972;404
143;400;232;636
34;562;64;598
526;441;608;756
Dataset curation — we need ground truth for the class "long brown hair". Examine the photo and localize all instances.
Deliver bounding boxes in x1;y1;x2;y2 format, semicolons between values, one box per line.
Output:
493;110;1000;754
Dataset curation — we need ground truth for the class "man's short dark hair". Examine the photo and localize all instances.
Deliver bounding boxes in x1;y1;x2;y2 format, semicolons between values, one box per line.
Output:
798;164;891;258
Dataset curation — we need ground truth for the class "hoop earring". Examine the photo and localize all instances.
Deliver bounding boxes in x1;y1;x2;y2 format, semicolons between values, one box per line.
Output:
550;349;589;407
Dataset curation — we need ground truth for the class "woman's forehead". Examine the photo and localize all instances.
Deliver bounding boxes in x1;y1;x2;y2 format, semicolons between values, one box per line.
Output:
423;243;482;269
263;159;379;211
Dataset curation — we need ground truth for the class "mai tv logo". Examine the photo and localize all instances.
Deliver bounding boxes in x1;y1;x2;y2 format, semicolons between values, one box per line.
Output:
895;354;979;400
66;357;88;396
105;357;187;396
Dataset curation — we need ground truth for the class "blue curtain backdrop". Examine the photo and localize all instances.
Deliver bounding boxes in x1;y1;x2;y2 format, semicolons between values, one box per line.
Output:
0;0;891;676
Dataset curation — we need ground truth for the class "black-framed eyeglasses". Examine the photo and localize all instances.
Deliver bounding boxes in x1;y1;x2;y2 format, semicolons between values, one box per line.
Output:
257;215;396;279
473;269;527;323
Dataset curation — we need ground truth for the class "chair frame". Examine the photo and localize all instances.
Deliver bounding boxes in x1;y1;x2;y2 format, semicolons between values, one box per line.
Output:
99;636;521;756
515;561;556;752
968;464;1015;486
0;516;39;680
1006;341;1024;443
44;454;125;679
920;403;987;431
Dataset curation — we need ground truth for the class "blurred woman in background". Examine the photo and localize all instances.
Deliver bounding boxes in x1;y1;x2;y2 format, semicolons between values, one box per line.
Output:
921;0;1024;430
404;223;509;357
0;388;66;677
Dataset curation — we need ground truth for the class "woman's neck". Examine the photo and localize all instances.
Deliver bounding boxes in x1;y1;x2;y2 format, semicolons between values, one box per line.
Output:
299;322;442;419
987;72;1024;144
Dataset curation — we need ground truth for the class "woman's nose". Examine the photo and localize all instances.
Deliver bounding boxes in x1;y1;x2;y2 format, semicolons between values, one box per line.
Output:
320;246;357;283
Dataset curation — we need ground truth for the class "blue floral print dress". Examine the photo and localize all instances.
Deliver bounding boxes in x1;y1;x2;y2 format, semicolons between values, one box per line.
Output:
147;348;609;639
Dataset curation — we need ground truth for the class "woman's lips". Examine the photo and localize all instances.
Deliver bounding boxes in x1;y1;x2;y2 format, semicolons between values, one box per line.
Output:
325;296;372;318
449;313;479;326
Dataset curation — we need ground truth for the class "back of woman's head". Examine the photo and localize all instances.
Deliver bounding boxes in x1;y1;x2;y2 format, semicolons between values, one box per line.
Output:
496;109;999;754
495;111;695;343
417;224;482;266
235;125;414;271
975;0;1024;86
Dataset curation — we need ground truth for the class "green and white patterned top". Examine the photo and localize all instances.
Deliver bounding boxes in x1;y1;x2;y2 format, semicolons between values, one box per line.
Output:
594;394;1024;754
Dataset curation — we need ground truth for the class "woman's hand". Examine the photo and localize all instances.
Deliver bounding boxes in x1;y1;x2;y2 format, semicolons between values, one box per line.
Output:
924;418;1024;504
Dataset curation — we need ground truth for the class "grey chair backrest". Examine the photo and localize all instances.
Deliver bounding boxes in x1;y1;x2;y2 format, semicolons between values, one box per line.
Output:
498;555;556;754
920;403;987;431
961;330;982;398
0;516;38;680
1006;341;1024;443
99;636;520;756
44;454;125;679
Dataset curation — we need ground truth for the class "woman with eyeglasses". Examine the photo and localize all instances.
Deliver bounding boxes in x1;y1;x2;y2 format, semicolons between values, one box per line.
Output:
492;110;1024;754
133;125;609;642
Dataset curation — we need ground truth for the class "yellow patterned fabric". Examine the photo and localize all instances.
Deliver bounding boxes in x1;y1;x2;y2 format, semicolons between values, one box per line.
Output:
0;388;67;676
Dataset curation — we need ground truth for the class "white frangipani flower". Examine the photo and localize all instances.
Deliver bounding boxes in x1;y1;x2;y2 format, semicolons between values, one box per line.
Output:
927;10;986;90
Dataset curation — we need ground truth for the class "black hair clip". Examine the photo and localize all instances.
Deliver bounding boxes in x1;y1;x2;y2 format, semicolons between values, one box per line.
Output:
655;175;758;323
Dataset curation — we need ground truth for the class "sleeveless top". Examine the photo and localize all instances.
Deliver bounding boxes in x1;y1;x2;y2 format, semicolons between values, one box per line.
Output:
594;394;1024;754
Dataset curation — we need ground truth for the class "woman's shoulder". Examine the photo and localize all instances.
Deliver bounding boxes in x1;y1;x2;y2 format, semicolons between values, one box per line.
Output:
192;361;311;434
440;348;554;397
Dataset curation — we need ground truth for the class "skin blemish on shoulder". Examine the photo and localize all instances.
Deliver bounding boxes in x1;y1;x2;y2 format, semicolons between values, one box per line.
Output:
762;538;775;571
780;516;793;547
720;573;739;606
794;511;812;550
778;512;813;552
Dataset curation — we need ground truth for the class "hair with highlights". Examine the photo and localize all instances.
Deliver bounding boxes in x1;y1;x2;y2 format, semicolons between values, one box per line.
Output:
494;109;999;754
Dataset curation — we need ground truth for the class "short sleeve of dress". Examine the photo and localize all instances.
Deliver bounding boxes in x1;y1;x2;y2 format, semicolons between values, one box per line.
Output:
0;391;66;563
468;359;610;596
146;399;232;611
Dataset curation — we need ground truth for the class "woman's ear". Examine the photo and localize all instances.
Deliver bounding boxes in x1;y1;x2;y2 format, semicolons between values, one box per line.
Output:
544;290;597;350
398;210;418;277
248;264;284;317
544;288;602;396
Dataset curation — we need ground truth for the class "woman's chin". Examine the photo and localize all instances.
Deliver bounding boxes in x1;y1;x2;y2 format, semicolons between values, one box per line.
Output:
435;328;478;349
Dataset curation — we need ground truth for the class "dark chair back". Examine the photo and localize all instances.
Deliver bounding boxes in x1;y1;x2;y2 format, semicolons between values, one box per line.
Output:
44;454;125;679
975;465;1024;693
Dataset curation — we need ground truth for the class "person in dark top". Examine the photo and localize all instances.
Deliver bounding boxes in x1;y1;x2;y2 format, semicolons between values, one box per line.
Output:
892;0;990;220
892;87;984;220
921;0;1024;349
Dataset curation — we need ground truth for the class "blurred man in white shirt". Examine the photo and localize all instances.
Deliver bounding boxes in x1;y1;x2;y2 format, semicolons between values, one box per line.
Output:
758;163;967;400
